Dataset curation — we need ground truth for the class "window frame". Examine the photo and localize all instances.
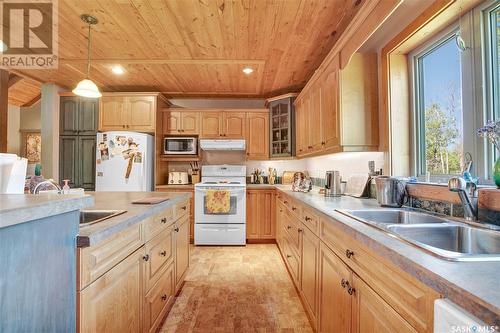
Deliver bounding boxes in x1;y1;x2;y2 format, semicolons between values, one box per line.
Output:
409;24;463;182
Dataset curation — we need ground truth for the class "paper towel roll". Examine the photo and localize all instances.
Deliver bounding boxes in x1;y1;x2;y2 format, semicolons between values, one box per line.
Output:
0;153;28;194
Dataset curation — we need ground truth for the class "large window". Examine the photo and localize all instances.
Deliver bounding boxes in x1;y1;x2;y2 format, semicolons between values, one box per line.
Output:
414;31;464;176
488;4;500;162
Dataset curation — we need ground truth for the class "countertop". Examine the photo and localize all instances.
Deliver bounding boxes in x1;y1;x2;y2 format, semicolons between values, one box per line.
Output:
273;185;500;326
77;191;191;247
0;193;93;229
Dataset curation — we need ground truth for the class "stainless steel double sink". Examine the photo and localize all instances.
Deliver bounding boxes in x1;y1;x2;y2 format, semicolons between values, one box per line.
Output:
337;208;500;261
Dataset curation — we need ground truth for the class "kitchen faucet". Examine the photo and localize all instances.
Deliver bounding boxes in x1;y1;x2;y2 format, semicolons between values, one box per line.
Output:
32;179;62;194
448;177;478;221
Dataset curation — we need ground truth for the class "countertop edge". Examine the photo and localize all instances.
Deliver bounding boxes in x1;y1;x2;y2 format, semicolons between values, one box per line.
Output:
0;195;94;229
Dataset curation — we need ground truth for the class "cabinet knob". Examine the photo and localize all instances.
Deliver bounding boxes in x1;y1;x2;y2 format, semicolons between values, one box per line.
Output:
284;200;288;204
142;254;149;262
341;278;347;288
292;206;297;211
345;249;354;259
161;217;167;224
161;294;167;301
321;141;325;145
122;125;126;128
181;206;187;210
286;254;292;258
287;225;292;230
347;286;356;295
298;228;303;233
174;227;180;232
305;216;312;221
160;250;167;257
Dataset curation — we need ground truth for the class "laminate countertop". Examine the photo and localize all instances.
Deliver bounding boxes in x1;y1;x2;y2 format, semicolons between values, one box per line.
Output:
77;191;191;248
273;185;500;326
0;193;93;229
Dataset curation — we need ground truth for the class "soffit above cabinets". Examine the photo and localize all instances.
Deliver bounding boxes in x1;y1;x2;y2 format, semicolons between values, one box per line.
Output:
12;0;362;98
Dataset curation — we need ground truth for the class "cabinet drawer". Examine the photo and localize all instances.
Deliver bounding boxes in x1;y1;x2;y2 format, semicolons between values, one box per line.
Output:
144;207;174;242
175;200;190;219
302;206;320;235
320;217;436;333
282;238;301;286
144;225;174;292
289;200;302;219
78;223;143;290
283;210;302;254
144;261;175;333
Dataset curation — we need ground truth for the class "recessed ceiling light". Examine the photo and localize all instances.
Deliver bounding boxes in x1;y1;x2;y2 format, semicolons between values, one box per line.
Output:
242;67;254;75
111;65;125;75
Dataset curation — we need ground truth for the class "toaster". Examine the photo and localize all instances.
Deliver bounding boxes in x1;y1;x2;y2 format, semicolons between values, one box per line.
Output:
168;172;190;185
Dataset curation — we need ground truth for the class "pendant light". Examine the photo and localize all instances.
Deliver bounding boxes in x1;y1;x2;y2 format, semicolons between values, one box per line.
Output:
73;14;102;98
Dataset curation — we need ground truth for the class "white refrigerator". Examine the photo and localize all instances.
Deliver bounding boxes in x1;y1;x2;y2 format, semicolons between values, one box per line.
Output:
95;131;154;191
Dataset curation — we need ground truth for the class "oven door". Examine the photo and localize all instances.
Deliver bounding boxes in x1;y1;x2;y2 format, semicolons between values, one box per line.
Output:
164;137;197;155
195;185;246;224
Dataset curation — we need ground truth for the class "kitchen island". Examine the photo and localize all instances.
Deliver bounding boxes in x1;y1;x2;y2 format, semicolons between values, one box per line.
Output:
0;193;93;333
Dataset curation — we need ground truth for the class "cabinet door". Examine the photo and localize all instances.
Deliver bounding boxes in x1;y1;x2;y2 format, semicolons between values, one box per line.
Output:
258;190;275;239
144;261;175;333
79;247;144;333
79;98;99;135
321;59;341;150
301;226;320;329
59;136;79;187
162;111;181;134
222;112;246;138
99;96;127;131
174;216;189;290
246;112;269;160
181;112;200;134
319;243;352;333
246;190;260;239
78;136;96;191
144;225;174;292
60;97;79;135
352;275;417;333
309;83;322;152
128;96;156;132
200;112;222;138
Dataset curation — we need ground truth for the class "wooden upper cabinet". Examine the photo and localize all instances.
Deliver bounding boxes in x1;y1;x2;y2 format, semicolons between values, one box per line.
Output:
99;94;163;132
246;112;269;160
128;96;156;132
181;112;200;135
321;58;341;151
200;112;222;138
163;111;200;135
309;82;322;153
222;112;246;139
99;96;128;131
319;243;353;333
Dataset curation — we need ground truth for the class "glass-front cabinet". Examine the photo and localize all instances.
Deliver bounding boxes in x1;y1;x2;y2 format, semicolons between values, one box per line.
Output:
267;94;297;158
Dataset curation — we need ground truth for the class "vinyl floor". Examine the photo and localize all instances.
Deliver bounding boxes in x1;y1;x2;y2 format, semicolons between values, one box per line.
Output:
160;244;313;333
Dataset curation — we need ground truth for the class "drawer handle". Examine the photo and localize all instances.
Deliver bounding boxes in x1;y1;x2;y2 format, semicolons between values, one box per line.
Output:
161;294;167;301
174;227;180;232
341;278;347;288
143;254;149;262
160;250;167;257
161;217;167;224
347;286;356;295
287;225;292;230
345;249;354;259
304;216;312;221
181;206;187;210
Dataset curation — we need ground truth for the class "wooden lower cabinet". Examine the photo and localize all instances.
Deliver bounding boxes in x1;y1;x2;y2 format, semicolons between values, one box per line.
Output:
175;215;190;291
144;261;175;333
275;190;438;333
318;243;352;333
155;187;195;242
79;247;145;333
246;189;276;240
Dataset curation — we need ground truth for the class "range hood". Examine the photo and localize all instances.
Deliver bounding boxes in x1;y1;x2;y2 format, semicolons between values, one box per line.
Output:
199;139;246;151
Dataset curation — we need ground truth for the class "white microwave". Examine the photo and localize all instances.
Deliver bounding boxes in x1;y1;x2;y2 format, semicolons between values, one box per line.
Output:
164;137;197;155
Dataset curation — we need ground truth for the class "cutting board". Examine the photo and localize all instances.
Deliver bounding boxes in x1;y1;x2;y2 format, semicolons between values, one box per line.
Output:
344;174;370;197
132;197;169;205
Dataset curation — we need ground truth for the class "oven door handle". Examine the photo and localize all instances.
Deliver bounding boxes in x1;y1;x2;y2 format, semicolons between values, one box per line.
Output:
195;187;246;193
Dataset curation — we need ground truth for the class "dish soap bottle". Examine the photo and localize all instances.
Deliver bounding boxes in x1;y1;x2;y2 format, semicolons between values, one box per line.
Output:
62;179;70;194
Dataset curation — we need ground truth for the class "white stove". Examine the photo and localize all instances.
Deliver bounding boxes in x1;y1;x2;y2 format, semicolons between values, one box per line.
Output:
194;165;247;245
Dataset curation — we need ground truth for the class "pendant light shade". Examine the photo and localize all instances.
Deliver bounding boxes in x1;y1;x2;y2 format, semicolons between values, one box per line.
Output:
73;14;101;98
73;79;102;98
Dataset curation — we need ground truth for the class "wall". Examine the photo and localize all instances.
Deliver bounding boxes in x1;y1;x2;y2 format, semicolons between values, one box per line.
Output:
7;104;20;155
20;102;41;131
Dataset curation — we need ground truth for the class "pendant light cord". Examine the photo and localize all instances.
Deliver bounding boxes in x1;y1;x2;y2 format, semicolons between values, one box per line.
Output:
86;24;92;79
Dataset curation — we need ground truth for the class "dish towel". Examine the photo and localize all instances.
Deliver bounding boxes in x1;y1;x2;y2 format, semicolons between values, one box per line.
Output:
205;190;230;214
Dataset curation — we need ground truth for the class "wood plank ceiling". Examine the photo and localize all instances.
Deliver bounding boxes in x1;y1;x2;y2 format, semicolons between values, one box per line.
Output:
8;77;41;107
13;0;362;98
